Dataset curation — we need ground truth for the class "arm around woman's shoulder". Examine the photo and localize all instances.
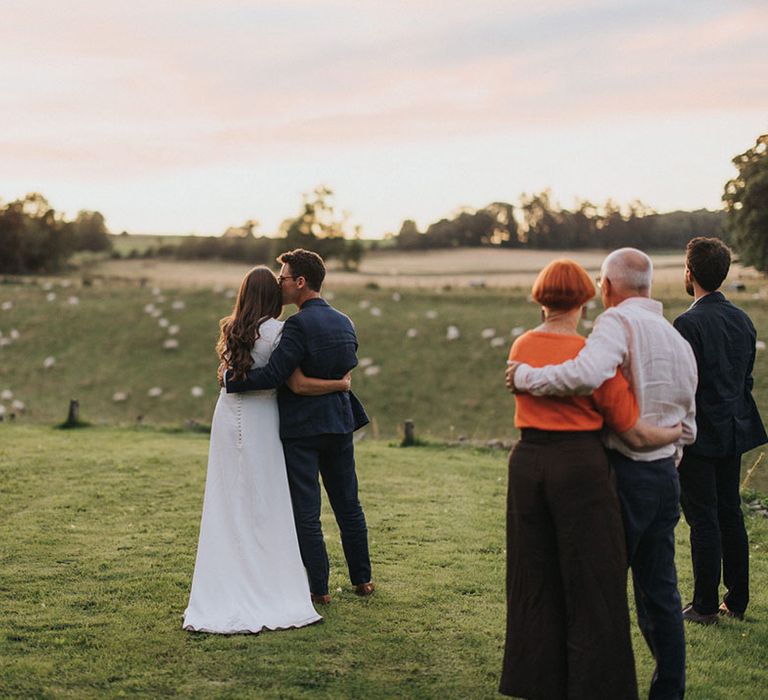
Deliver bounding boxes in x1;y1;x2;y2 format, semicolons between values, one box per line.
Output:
514;311;629;396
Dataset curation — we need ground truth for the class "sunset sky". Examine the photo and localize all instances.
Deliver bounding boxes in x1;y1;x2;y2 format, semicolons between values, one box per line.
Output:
1;0;766;237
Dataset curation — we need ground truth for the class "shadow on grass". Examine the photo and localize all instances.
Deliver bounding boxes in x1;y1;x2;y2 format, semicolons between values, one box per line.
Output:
54;420;92;430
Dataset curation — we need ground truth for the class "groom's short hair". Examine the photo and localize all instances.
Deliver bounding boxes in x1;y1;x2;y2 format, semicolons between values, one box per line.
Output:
278;249;326;292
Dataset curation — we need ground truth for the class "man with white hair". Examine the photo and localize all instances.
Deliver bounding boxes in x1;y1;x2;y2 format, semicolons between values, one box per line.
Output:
507;248;697;700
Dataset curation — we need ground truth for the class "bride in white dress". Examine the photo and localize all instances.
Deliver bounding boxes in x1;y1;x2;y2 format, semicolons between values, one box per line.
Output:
183;266;349;634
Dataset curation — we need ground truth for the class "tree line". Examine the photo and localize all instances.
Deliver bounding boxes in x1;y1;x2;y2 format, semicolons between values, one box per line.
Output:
3;132;766;274
146;186;365;271
0;193;111;274
394;192;726;252
393;132;768;273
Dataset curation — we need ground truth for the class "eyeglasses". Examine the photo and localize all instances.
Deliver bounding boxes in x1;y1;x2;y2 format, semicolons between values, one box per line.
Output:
277;275;300;284
595;275;607;289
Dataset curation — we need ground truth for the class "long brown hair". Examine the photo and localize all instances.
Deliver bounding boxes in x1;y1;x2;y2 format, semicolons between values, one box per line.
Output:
216;266;282;381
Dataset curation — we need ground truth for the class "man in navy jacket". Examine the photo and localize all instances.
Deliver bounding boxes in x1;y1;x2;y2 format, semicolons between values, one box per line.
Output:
225;249;373;604
674;237;766;624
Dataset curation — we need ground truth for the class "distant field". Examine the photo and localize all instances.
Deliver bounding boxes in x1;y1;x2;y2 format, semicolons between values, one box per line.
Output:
2;250;766;486
91;248;764;291
108;233;190;256
1;263;766;489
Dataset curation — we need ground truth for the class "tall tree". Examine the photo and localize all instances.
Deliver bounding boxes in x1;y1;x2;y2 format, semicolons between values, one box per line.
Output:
0;193;75;273
72;210;111;251
483;202;520;247
277;186;360;264
396;219;423;249
723;134;768;273
519;190;561;248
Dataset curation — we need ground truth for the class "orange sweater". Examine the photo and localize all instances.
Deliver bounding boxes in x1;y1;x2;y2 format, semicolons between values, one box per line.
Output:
509;331;639;433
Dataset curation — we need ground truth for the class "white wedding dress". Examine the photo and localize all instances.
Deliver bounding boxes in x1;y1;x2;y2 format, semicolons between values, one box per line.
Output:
183;318;321;633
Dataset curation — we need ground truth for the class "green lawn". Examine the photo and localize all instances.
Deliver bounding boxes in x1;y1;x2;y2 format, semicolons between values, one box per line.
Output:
1;426;767;699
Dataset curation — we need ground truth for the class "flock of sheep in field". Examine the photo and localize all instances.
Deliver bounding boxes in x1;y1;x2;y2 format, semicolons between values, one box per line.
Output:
3;255;766;425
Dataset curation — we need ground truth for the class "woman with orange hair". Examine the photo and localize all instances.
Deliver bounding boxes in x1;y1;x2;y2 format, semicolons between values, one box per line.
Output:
499;259;681;699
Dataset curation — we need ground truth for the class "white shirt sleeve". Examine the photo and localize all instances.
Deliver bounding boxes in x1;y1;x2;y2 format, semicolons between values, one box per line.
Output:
514;310;630;396
680;405;697;447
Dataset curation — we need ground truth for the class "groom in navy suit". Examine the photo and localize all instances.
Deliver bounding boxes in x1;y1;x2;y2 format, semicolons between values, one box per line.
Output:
224;249;373;604
674;237;766;624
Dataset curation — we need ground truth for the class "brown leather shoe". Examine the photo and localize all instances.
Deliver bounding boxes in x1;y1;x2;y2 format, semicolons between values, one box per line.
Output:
719;602;745;621
683;603;718;625
311;593;331;605
354;581;375;597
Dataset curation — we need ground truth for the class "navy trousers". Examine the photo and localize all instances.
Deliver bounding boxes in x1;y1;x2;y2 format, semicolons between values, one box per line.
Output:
678;452;749;615
282;432;372;596
608;450;686;700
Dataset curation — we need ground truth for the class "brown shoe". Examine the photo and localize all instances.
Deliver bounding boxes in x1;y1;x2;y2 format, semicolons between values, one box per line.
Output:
354;581;375;597
311;593;331;605
719;602;745;621
683;603;718;625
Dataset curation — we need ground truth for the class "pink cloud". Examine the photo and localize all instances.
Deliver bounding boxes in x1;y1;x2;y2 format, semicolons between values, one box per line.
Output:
1;1;767;181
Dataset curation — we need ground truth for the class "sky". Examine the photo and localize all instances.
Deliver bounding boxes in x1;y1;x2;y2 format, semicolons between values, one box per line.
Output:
1;0;766;237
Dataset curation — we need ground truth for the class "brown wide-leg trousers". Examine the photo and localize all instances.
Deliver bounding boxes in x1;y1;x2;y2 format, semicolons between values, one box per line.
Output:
499;430;638;700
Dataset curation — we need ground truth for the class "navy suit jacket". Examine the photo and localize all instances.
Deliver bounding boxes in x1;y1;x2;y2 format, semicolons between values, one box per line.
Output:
225;298;369;439
673;291;766;458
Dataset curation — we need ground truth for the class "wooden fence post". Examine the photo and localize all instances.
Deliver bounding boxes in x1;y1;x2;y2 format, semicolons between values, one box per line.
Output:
402;419;415;447
65;399;79;427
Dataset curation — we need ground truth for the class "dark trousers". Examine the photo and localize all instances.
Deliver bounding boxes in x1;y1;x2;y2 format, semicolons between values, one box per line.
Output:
282;432;371;596
608;450;685;700
500;431;638;700
678;451;749;615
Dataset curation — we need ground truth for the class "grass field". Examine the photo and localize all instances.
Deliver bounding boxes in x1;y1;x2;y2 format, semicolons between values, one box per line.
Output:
1;425;767;699
91;249;764;290
1;257;767;488
108;233;191;257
